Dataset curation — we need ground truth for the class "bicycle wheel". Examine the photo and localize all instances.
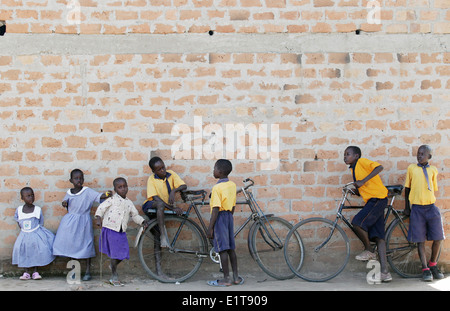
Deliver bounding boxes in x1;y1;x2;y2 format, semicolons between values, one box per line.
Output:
249;216;302;280
386;217;441;278
285;217;350;282
138;216;208;283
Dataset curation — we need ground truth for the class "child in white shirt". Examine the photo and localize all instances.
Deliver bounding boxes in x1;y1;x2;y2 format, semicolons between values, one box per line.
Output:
95;177;148;286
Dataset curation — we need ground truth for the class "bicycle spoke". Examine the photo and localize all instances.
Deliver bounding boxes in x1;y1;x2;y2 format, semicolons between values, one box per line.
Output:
285;218;350;282
250;217;301;280
385;217;440;278
138;216;207;283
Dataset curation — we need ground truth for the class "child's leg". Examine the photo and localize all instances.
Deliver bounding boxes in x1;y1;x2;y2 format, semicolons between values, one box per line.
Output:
374;238;388;273
154;201;170;247
352;199;386;253
82;258;91;280
147;212;167;277
353;226;373;252
428;240;444;279
417;242;428;269
429;240;442;264
228;249;242;284
110;258;122;281
218;250;232;285
153;239;172;279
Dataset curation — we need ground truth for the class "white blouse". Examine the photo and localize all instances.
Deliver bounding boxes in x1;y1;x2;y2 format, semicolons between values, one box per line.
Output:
95;194;145;232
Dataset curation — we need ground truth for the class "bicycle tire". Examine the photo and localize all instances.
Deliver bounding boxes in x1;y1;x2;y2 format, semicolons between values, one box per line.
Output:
386;217;441;278
285;217;350;282
249;216;303;280
138;215;208;283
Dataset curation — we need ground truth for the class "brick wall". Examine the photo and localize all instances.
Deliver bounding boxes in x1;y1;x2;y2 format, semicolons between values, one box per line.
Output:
1;0;449;34
0;0;449;276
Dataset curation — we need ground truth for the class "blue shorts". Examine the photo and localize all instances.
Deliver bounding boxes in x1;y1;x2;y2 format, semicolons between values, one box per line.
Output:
213;211;235;252
408;204;445;243
352;197;388;240
142;200;154;214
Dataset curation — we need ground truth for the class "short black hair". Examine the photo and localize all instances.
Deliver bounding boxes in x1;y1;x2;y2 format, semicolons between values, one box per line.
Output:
418;144;432;155
70;168;84;179
20;187;33;197
113;177;127;187
346;146;361;157
215;159;232;176
149;157;163;170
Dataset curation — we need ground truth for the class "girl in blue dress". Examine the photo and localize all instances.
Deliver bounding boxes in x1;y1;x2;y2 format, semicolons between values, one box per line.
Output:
12;187;55;280
53;169;110;281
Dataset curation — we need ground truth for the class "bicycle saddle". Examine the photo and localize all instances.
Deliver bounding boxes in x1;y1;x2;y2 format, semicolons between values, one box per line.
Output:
386;185;403;196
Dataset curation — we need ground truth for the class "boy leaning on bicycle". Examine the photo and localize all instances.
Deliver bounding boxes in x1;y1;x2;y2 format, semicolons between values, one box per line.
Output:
343;146;393;283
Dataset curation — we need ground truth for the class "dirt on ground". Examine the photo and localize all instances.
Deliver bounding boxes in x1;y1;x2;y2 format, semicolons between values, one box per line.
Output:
1;269;449;292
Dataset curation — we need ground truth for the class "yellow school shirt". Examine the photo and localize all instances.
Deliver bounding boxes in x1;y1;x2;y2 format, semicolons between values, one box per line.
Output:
350;158;388;203
145;170;186;204
210;180;237;213
405;163;438;205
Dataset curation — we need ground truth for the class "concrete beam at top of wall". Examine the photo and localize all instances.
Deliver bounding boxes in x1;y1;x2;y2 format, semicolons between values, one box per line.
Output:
0;33;449;55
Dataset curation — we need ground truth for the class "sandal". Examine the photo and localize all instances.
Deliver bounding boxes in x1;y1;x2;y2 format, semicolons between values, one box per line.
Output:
207;279;231;287
234;276;244;285
19;272;31;280
82;273;92;281
109;279;124;287
32;272;42;280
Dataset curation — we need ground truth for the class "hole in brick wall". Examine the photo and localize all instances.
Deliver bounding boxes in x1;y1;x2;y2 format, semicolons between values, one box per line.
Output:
0;21;6;36
208;30;214;36
355;29;361;35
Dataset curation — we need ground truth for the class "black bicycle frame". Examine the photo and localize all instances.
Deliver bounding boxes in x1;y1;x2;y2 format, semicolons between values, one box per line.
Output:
315;188;402;252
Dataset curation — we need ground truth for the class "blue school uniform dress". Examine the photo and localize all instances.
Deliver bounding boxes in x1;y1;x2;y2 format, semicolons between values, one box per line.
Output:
12;206;56;268
53;187;102;259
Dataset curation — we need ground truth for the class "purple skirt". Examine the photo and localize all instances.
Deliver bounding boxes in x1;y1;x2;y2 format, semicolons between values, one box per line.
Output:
99;227;129;260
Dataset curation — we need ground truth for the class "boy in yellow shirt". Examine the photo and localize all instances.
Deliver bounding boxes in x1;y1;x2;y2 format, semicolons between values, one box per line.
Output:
344;146;392;282
206;159;243;287
404;145;444;281
142;157;186;247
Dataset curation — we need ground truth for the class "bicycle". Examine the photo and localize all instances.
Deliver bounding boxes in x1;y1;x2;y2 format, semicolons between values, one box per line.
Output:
136;178;303;283
284;182;437;282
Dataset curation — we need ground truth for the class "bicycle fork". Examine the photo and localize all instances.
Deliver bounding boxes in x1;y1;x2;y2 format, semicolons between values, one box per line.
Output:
313;197;348;252
314;217;341;253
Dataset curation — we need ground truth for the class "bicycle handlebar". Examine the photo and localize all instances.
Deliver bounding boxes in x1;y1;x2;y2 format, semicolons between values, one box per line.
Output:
242;178;255;190
181;178;256;202
342;182;358;195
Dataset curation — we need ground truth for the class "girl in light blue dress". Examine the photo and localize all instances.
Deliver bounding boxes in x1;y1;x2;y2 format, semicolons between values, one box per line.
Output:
53;169;110;281
12;187;55;280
